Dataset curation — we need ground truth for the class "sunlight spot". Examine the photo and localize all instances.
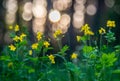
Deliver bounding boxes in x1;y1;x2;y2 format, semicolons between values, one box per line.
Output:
49;10;61;23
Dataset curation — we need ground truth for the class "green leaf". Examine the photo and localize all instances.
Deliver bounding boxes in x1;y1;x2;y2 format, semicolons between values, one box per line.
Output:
9;32;16;38
58;45;69;55
113;69;120;74
104;31;116;43
83;46;93;54
65;62;80;72
28;68;35;73
100;52;117;67
0;56;11;61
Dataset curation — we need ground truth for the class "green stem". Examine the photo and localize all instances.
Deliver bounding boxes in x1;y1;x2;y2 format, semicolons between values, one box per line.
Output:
100;35;102;52
54;54;67;63
57;38;62;50
88;35;91;46
68;71;72;81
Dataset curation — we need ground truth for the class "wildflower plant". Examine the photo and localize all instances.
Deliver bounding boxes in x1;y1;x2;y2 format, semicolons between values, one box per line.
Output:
0;20;120;81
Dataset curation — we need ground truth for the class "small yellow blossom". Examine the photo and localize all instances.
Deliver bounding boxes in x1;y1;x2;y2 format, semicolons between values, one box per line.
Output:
86;30;94;35
53;34;57;38
81;24;90;32
9;26;13;30
19;37;23;42
13;36;20;42
99;28;106;34
71;53;78;59
44;41;50;48
53;29;62;38
8;62;13;68
8;44;16;51
20;33;26;38
48;54;55;64
76;36;81;42
31;43;39;50
19;33;26;42
37;32;42;41
107;20;115;28
29;50;32;55
14;25;19;32
13;33;26;42
81;24;94;35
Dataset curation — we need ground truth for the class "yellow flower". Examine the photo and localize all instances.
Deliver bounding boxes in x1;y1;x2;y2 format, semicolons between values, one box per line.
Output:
81;24;94;35
53;33;57;38
86;30;94;35
81;24;90;32
107;20;115;28
53;29;62;38
20;33;26;38
31;43;38;50
13;36;20;42
76;36;81;42
99;28;106;34
48;54;55;64
14;25;19;32
8;62;13;68
37;32;42;41
71;53;78;59
19;33;26;42
8;44;16;51
29;50;32;55
44;41;50;48
9;26;13;30
13;33;26;42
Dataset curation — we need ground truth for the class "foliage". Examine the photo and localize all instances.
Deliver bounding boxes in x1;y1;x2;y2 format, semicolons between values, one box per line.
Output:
0;20;120;81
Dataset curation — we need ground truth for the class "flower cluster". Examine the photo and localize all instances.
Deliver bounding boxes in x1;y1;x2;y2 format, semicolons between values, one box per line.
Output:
71;53;78;59
31;43;39;50
44;41;50;48
53;29;62;38
48;54;55;64
107;20;115;28
13;33;26;42
9;25;20;32
99;27;106;34
1;20;119;81
8;44;16;51
81;24;94;35
36;32;42;41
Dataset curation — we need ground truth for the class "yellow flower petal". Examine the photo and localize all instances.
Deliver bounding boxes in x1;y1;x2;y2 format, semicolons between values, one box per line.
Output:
31;43;38;50
8;44;16;51
81;24;94;35
99;27;106;34
107;20;115;28
14;25;19;32
44;41;50;48
13;36;20;42
53;29;62;38
76;36;81;42
48;54;55;64
37;32;42;41
9;26;13;30
71;53;78;59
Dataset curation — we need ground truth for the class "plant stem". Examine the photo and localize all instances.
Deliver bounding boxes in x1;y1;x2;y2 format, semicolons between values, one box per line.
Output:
57;38;62;50
100;35;102;52
68;71;72;81
88;35;91;46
